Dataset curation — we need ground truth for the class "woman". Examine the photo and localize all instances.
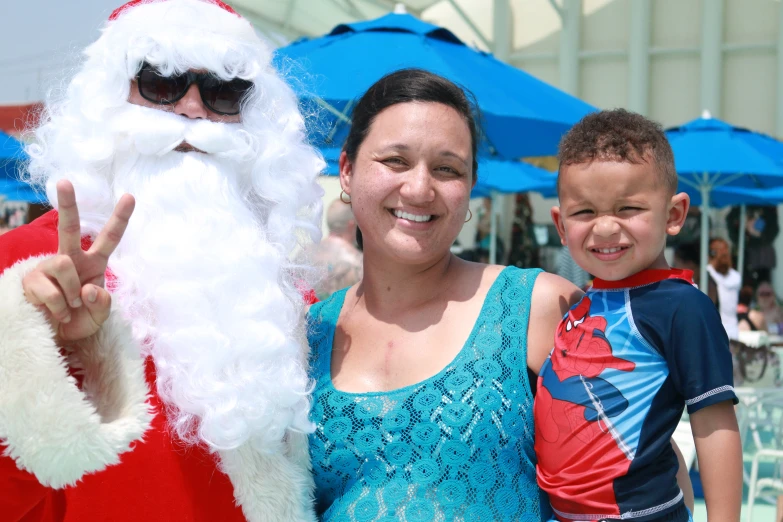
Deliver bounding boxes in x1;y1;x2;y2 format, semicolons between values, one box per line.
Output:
756;281;783;334
737;285;767;332
306;69;581;520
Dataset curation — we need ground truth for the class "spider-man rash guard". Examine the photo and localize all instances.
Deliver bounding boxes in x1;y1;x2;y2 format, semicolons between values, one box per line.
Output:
534;269;737;521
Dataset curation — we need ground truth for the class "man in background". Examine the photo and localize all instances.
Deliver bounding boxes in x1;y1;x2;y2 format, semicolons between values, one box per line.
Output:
707;237;742;340
311;198;363;299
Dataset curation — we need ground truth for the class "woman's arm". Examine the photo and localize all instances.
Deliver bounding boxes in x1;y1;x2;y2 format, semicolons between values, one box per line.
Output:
526;272;583;374
749;309;767;332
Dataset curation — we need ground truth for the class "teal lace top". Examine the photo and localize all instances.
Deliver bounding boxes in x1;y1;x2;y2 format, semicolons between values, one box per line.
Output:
307;266;546;521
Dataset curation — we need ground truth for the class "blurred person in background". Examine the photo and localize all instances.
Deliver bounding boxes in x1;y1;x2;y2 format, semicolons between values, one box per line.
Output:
707;237;741;340
673;241;726;306
673;242;701;283
310;198;363;300
474;197;506;263
737;285;767;332
727;205;778;287
507;193;541;269
756;281;783;335
555;246;590;291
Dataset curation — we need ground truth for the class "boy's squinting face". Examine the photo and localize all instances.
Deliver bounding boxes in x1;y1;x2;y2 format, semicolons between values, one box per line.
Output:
552;158;689;281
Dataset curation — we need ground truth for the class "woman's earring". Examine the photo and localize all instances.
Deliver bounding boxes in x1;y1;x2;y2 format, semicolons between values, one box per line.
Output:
340;190;351;204
465;208;473;223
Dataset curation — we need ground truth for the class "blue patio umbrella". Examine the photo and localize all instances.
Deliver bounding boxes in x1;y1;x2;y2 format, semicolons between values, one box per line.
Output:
0;132;43;205
473;157;557;198
1;131;27;181
274;12;595;159
0;179;47;204
666;113;783;290
711;185;783;206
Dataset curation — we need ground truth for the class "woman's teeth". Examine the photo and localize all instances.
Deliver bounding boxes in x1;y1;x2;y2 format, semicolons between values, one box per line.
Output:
394;210;433;222
595;247;625;253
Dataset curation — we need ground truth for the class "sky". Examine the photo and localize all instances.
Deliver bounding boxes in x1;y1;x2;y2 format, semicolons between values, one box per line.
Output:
1;0;121;104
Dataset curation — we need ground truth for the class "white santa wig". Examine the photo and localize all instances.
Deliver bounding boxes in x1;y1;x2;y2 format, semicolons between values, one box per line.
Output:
24;0;325;453
26;0;323;249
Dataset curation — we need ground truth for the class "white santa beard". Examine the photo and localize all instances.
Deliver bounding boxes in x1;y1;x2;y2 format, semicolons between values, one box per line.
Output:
108;152;313;453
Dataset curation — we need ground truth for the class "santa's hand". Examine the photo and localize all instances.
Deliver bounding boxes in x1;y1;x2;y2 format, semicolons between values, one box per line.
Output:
22;180;135;342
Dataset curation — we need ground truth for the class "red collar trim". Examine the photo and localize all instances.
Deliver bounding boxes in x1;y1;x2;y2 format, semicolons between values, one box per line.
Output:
592;268;695;290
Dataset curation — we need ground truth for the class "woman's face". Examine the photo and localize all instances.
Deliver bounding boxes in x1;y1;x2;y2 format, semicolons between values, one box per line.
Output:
757;283;776;307
340;101;474;265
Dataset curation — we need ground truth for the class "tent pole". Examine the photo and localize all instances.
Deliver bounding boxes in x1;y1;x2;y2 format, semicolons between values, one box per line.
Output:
489;192;498;265
700;185;710;293
738;204;747;282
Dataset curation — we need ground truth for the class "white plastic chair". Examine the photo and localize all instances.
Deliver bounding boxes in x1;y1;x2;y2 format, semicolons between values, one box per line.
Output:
746;448;783;522
738;387;783;522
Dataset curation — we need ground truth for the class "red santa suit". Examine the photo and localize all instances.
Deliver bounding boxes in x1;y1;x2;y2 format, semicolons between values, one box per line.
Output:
0;212;314;522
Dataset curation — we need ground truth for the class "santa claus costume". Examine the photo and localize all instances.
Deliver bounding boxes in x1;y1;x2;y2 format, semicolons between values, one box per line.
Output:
0;1;325;521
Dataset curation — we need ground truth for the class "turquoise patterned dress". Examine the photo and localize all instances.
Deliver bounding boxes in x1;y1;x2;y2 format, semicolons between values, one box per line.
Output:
307;266;547;521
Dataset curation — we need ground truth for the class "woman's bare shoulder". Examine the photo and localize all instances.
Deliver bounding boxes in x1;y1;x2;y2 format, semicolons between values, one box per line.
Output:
526;272;583;373
532;271;583;305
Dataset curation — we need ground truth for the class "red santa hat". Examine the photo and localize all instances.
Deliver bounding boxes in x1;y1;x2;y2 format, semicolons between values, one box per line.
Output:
109;0;240;21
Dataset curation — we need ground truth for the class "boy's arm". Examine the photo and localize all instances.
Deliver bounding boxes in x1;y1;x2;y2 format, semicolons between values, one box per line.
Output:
672;439;694;512
691;401;742;522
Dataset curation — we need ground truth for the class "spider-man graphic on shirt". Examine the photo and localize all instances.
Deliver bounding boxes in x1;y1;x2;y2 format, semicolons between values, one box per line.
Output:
535;296;635;518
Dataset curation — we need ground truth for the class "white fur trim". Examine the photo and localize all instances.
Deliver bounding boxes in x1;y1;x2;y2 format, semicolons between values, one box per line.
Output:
112;0;259;40
0;255;153;488
219;432;316;522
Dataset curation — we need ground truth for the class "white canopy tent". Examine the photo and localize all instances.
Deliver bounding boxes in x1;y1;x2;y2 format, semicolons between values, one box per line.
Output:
230;1;449;45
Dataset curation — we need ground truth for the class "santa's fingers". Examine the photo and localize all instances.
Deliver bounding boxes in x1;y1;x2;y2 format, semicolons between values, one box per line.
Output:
56;180;83;258
81;284;112;328
33;255;83;307
52;285;114;342
22;269;73;325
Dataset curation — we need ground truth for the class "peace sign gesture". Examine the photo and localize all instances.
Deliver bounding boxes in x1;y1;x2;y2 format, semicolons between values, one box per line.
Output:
22;180;135;342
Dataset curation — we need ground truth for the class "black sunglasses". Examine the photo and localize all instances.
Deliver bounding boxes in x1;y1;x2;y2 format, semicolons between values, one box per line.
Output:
135;62;253;116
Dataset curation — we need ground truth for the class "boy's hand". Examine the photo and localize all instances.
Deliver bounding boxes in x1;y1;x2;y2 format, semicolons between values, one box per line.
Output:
691;401;742;522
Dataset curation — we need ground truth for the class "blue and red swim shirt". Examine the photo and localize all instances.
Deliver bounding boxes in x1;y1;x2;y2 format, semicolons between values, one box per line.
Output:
534;269;737;521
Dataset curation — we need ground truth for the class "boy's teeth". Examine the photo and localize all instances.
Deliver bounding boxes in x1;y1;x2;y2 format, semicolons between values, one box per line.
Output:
394;210;433;222
597;247;623;253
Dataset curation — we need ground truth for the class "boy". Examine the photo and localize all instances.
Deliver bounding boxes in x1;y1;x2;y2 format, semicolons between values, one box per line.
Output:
535;109;742;522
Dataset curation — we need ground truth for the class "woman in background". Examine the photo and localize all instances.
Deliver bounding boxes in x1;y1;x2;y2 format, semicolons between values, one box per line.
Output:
738;285;767;332
756;281;783;334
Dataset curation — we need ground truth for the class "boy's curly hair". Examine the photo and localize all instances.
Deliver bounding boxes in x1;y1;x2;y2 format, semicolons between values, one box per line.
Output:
557;109;677;195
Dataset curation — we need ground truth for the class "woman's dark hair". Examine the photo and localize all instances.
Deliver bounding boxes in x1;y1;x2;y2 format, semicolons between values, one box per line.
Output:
343;69;481;250
343;68;480;178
